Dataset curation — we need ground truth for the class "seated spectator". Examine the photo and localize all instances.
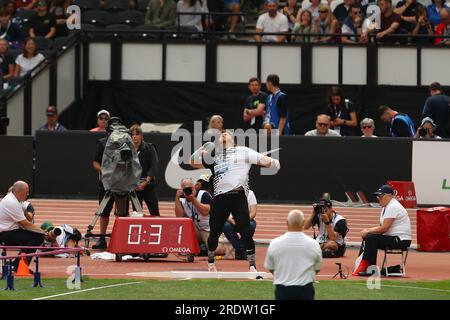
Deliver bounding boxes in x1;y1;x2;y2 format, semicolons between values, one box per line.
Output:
394;0;424;35
49;0;71;38
205;0;226;32
29;1;57;39
412;5;434;43
427;0;449;27
434;7;450;45
90;109;110;132
377;105;415;137
38;105;67;131
414;117;442;139
0;180;45;271
255;0;289;43
223;189;257;260
293;9;313;43
360;117;377;137
304;198;348;258
313;4;339;43
15;0;37;9
6;1;20;26
0;7;24;44
282;0;300;36
422;82;450;138
333;0;352;25
175;178;213;254
365;0;401;43
353;184;411;276
301;0;321;20
177;0;203;31
342;4;368;43
0;39;15;82
145;0;176;28
129;0;138;10
223;0;240;40
305;114;341;136
14;37;45;77
324;86;357;136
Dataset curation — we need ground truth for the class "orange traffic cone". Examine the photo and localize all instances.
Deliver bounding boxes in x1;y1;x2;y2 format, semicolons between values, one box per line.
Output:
16;255;33;277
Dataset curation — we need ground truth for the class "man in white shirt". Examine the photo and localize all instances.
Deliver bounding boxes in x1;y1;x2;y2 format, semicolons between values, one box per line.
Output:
0;181;45;270
353;184;412;276
305;114;341;137
255;0;289;42
264;210;322;300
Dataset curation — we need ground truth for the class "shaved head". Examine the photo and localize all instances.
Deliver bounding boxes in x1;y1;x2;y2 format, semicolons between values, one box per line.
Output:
287;210;305;231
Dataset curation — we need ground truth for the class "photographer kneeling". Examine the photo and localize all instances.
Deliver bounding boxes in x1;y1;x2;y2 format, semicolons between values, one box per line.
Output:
175;178;212;253
304;199;348;258
414;117;442;139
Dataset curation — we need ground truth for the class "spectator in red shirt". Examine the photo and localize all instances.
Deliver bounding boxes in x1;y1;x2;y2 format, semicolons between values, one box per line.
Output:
90;109;110;132
434;7;450;45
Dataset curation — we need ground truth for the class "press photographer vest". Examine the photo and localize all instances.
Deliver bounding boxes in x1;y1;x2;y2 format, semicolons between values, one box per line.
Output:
180;190;210;231
316;213;346;245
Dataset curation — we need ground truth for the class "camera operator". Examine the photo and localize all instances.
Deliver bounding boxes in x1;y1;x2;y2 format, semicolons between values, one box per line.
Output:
130;124;160;216
175;178;213;252
414;117;442;139
304;199;348;258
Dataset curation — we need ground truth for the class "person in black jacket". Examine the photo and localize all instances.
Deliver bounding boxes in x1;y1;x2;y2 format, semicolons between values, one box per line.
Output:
130;124;160;216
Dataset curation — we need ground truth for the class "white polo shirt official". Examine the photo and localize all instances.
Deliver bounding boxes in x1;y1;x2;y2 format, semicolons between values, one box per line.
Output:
0;192;25;232
264;232;322;286
381;198;412;241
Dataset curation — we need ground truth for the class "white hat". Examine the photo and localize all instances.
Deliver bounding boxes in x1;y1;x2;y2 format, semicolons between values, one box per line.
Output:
97;109;110;118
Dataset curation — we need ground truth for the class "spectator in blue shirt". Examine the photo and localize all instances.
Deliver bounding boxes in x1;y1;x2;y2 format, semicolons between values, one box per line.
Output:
427;0;449;26
38;105;67;131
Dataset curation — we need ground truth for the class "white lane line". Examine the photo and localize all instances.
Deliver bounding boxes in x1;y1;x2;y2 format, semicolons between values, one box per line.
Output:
32;281;143;300
338;282;450;293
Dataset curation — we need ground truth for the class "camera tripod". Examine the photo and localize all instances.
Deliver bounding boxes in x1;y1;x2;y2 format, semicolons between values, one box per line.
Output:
332;263;348;279
84;190;143;248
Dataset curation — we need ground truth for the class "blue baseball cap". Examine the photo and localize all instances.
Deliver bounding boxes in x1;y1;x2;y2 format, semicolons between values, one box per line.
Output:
373;185;394;196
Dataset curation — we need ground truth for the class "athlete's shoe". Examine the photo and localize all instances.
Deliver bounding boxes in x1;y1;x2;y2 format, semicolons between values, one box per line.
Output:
249;265;257;272
208;263;217;272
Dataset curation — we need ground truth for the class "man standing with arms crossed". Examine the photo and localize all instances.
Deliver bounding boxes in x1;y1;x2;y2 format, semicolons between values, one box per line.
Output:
190;131;280;272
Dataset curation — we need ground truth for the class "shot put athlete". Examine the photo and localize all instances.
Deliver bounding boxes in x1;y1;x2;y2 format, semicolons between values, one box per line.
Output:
190;130;280;272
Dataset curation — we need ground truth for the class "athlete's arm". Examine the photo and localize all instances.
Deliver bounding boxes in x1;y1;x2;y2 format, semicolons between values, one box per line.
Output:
189;147;205;169
257;155;280;170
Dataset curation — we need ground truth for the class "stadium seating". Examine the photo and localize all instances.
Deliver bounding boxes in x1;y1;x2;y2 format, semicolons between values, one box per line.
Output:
114;10;145;26
104;0;131;12
34;36;52;50
82;10;112;27
74;0;101;11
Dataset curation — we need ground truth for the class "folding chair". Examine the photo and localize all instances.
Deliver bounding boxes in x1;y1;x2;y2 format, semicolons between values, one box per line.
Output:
381;247;409;277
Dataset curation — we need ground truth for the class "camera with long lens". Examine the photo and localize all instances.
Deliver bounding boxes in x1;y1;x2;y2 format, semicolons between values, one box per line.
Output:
418;128;427;138
183;187;193;196
313;203;325;216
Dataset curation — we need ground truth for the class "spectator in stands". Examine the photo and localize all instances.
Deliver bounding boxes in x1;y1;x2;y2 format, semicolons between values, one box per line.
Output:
223;189;257;260
6;1;20;27
175;177;212;253
255;0;289;43
414;117;442;139
0;39;15;82
38;105;67;131
367;0;401;43
324;86;357;136
90;109;110;132
264;74;290;135
243;76;267;130
305;114;341;136
333;0;352;25
130;124;160;216
206;115;224;135
49;0;71;38
304;198;348;258
313;4;339;43
302;0;321;19
223;0;240;40
377;105;415;137
282;0;300;37
360;117;377;137
394;0;424;35
177;0;204;31
0;180;45;271
293;9;313;43
422;82;450;138
29;1;57;39
144;0;177;28
341;4;368;43
412;6;434;44
427;0;449;27
0;7;24;44
434;7;450;45
129;0;138;10
14;37;45;77
205;0;226;33
353;184;411;276
15;0;37;9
